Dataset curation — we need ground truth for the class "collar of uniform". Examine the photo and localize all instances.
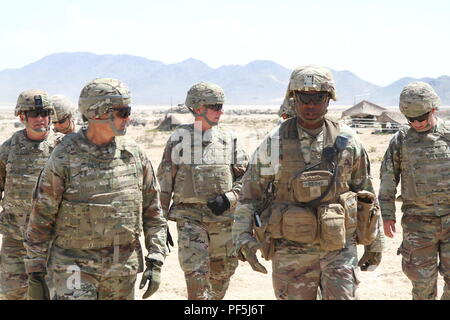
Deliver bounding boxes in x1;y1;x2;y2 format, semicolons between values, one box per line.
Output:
76;128;121;156
296;121;324;139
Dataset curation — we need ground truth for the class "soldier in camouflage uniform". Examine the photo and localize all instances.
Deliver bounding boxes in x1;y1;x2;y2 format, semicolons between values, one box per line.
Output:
379;82;450;300
23;78;168;300
0;89;56;300
157;82;248;300
50;94;78;135
278;97;295;120
233;65;385;300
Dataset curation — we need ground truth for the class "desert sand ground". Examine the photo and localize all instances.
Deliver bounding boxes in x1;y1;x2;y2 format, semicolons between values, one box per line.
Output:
0;106;445;300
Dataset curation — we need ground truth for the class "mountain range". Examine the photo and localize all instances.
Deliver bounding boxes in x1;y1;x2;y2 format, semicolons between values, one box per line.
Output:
0;52;449;107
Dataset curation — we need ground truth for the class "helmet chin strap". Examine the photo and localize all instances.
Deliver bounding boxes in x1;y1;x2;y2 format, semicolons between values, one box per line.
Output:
198;110;218;127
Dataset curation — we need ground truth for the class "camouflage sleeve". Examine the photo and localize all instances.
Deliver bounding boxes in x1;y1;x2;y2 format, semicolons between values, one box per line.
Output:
0;138;11;197
225;137;249;210
24;149;66;273
232;134;275;252
142;150;168;263
156;137;177;214
378;133;402;222
347;133;385;252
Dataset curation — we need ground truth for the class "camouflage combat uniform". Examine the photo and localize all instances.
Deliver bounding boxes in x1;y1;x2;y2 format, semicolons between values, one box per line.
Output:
158;123;248;300
24;78;167;300
0;130;57;300
24;129;167;300
233;117;383;300
379;82;450;300
233;65;384;300
0;90;56;300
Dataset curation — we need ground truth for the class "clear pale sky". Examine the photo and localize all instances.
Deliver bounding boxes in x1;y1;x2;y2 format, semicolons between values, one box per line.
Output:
1;0;449;86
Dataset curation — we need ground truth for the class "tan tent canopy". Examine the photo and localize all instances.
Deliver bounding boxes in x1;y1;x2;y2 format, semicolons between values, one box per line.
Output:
341;100;387;118
377;110;407;125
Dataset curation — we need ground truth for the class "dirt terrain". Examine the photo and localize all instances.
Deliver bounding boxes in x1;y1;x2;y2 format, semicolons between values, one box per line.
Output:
0;107;444;300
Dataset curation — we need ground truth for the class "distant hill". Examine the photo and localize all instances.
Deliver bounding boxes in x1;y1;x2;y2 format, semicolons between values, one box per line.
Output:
0;52;448;107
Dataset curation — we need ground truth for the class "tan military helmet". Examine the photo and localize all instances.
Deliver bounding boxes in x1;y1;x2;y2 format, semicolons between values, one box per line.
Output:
78;78;131;119
286;65;337;101
185;82;225;112
51;94;75;122
399;81;440;117
14;89;53;116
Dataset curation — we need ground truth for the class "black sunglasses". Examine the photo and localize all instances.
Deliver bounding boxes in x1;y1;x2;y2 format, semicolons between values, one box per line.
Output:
205;104;223;112
113;107;132;118
26;109;51;118
294;91;329;105
406;112;430;123
53;117;69;124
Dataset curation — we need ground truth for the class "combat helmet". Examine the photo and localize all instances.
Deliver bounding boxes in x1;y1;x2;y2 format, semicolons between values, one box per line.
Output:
286;65;337;101
79;78;131;119
14;89;53;116
51;94;75;122
78;78;132;136
185;82;225;112
399;82;440;117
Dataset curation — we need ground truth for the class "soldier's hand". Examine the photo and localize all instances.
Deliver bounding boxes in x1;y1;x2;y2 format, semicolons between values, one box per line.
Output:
27;272;50;300
207;194;230;216
383;220;396;238
240;243;268;274
139;258;163;299
358;248;382;271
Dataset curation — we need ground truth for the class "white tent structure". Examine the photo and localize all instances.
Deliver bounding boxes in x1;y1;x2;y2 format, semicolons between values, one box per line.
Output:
341;100;387;119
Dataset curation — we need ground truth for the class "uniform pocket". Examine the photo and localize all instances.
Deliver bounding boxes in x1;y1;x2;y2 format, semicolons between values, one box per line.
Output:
281;206;317;243
356;191;379;245
318;203;346;251
339;191;358;230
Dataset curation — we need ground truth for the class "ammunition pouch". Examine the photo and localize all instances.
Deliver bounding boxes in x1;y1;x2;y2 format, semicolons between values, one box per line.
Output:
191;164;233;201
338;191;358;232
281;206;317;243
356;191;379;245
317;203;346;251
290;170;336;204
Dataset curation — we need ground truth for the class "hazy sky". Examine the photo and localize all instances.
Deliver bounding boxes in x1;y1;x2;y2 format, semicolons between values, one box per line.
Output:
1;0;449;86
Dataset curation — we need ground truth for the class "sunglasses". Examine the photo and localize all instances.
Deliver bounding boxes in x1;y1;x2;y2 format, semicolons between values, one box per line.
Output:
53;117;69;124
26;109;51;118
205;104;223;112
294;92;329;105
406;112;430;123
113;107;131;118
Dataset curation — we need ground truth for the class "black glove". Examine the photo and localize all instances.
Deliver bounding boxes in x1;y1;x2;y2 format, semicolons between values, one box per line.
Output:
139;258;163;299
27;272;50;300
358;249;382;271
207;194;230;216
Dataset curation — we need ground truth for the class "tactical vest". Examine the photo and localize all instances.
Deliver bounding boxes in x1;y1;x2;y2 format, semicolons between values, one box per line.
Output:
1;130;54;239
400;122;450;208
273;117;346;204
54;132;144;249
172;127;234;204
